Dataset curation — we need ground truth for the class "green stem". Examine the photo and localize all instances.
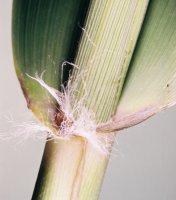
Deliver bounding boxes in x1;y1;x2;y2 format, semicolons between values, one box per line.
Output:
32;135;114;200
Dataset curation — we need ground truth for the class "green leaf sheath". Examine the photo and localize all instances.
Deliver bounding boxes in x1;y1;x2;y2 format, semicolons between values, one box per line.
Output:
32;137;112;200
98;0;176;132
72;0;149;123
12;0;90;130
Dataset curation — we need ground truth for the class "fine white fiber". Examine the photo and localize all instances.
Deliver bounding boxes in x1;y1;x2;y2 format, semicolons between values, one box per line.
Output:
81;27;97;47
0;114;48;145
61;61;79;84
25;72;113;155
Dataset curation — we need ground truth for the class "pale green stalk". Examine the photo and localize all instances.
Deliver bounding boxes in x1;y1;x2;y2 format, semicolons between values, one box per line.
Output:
73;0;149;122
32;137;113;200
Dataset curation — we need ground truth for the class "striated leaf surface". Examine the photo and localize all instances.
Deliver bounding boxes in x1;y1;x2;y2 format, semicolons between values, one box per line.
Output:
97;0;176;132
12;0;90;130
72;0;149;122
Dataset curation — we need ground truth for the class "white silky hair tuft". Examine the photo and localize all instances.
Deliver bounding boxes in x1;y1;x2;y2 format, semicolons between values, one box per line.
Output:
25;71;113;155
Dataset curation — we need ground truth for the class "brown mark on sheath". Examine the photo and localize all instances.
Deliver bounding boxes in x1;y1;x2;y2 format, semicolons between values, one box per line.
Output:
55;111;64;128
54;110;74;130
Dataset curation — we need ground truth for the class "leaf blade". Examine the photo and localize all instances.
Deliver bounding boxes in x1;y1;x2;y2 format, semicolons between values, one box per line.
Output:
98;0;176;132
12;0;90;129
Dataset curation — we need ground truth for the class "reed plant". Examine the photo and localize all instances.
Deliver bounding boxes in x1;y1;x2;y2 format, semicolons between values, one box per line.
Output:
12;0;176;199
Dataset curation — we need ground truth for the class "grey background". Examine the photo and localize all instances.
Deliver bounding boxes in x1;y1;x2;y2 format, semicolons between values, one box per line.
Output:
1;1;176;199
